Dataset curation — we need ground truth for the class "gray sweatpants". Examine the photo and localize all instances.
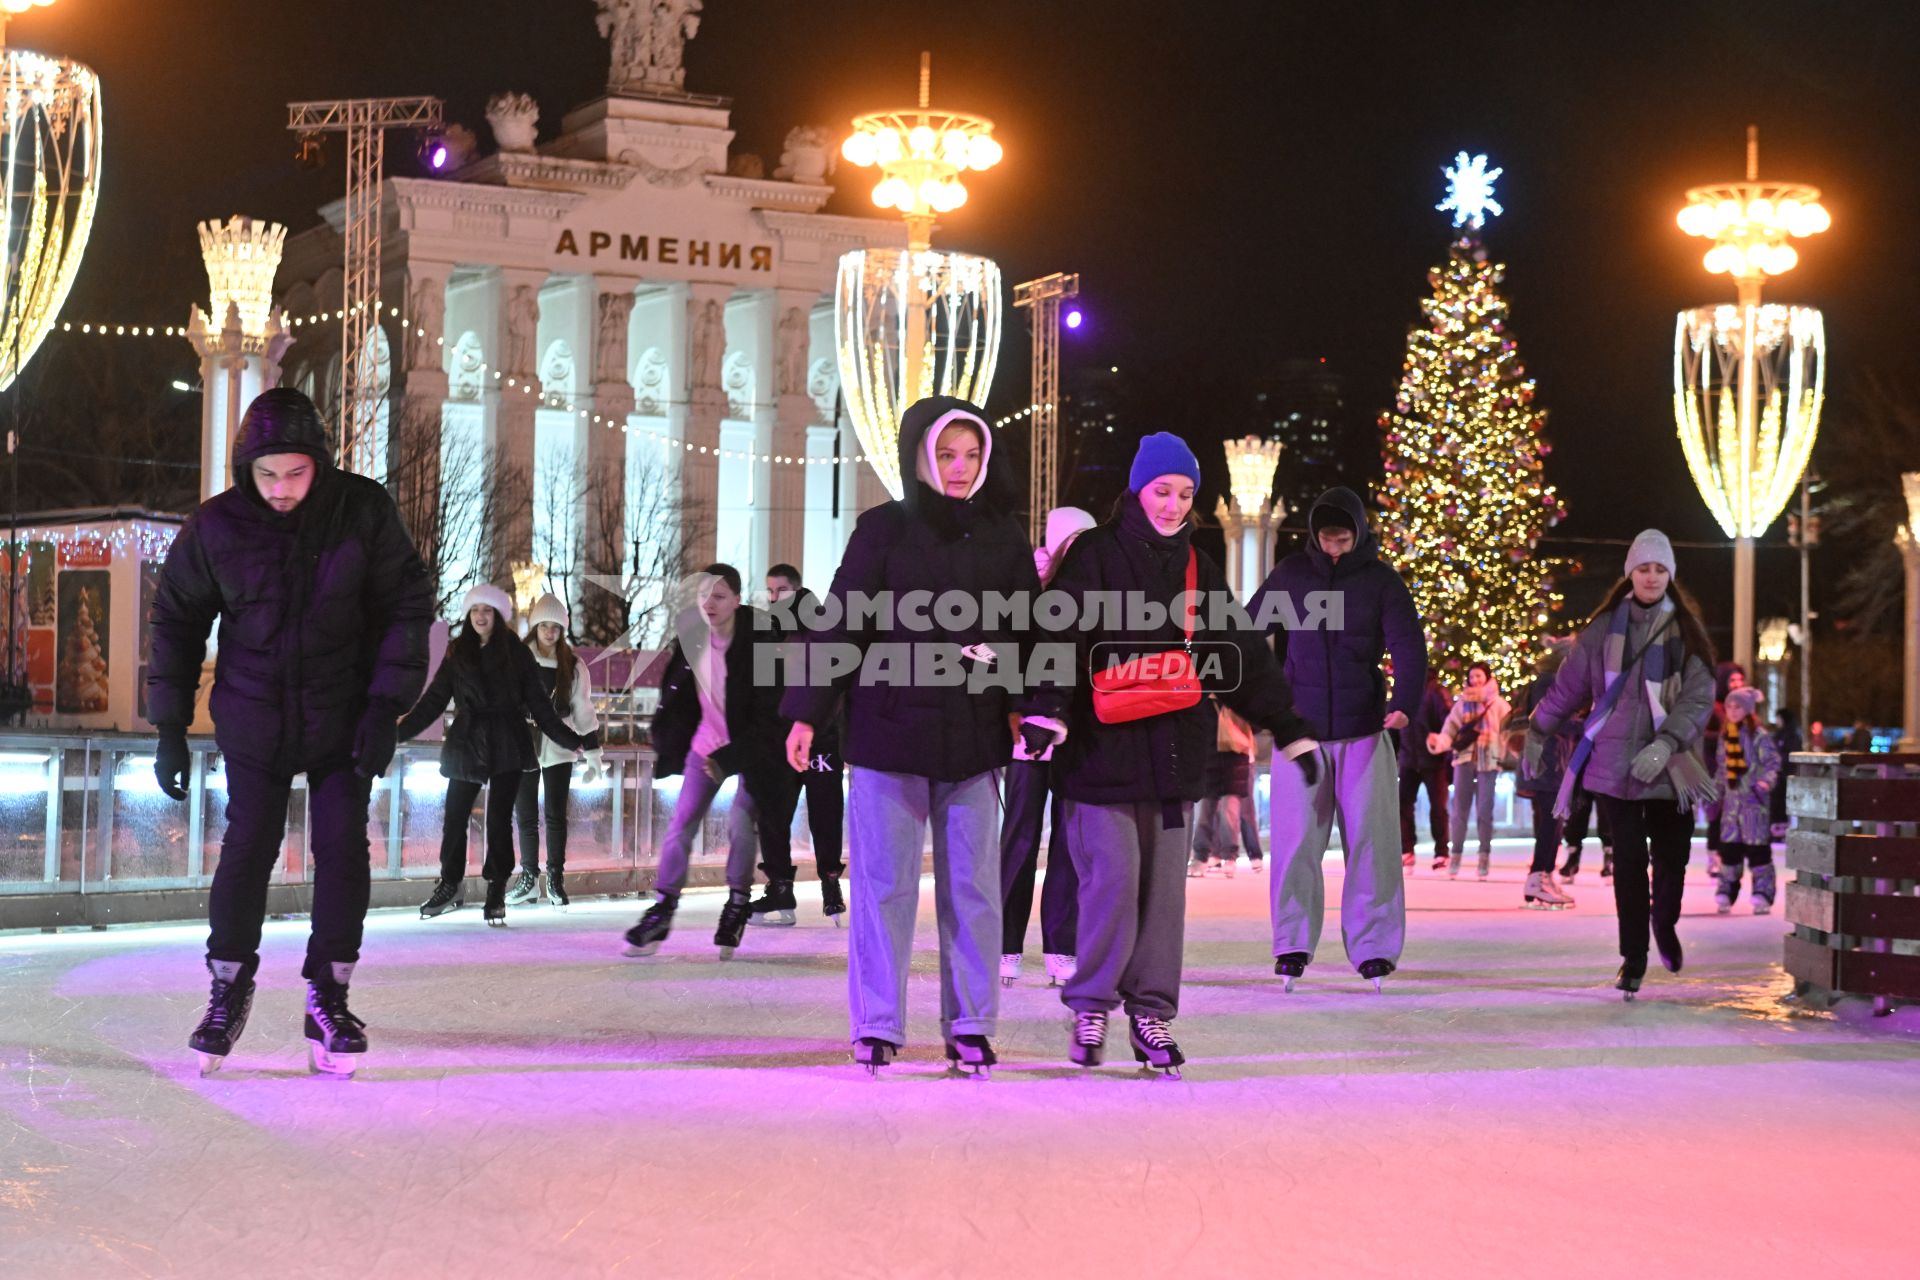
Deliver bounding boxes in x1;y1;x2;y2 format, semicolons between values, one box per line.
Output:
653;750;759;896
1062;798;1192;1020
1269;732;1405;968
845;766;1001;1046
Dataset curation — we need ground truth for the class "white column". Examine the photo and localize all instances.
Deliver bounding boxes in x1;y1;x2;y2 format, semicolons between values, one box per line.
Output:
492;266;548;579
681;281;732;567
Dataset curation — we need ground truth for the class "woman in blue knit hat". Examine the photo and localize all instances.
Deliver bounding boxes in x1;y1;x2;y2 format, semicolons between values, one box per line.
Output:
1026;432;1317;1076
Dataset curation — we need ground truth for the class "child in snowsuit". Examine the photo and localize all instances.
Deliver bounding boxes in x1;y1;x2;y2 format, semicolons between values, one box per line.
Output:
1713;687;1782;914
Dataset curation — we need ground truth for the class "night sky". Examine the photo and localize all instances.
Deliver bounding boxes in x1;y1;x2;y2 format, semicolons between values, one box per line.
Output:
22;0;1920;626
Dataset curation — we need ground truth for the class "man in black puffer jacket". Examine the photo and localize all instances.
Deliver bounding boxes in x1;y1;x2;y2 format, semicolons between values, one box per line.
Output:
149;388;432;1074
1246;486;1428;989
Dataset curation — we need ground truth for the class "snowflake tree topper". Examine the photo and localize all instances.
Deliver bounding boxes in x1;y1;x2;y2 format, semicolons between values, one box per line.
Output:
1437;152;1504;229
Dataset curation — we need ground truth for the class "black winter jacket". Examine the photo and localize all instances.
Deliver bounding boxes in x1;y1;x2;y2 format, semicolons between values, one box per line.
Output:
651;603;794;797
397;627;586;782
780;396;1041;783
1032;501;1314;807
147;395;433;777
1248;487;1428;742
1398;679;1454;772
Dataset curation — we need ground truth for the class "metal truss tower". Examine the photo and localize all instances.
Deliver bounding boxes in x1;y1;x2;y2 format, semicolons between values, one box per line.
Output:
1012;271;1078;547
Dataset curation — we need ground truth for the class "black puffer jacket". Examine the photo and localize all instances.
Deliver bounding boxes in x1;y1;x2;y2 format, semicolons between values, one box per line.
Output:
651;603;793;789
780;396;1040;782
397;626;586;782
147;390;433;776
1032;501;1315;806
1247;487;1428;742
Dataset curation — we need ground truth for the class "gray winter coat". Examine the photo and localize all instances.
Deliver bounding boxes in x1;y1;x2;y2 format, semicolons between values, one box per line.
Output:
1531;599;1714;803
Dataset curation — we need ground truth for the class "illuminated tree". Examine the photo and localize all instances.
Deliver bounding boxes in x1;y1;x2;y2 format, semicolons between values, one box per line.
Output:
1378;155;1567;687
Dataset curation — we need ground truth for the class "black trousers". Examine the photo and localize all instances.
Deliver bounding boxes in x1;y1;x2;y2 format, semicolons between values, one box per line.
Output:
1719;839;1773;868
744;766;805;885
514;762;574;874
442;773;521;885
1398;763;1450;855
1528;793;1562;873
999;759;1079;955
1596;795;1694;962
798;752;846;879
206;759;373;981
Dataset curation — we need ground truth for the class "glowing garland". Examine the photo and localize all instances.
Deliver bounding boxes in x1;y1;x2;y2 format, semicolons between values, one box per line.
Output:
1377;230;1567;688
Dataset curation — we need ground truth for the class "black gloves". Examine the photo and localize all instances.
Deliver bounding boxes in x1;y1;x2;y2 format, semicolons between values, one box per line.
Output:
155;729;190;801
1294;748;1320;788
580;729;602;752
1019;723;1055;758
353;706;399;779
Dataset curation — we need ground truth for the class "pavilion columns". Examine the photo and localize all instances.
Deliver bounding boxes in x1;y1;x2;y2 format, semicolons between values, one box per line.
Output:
680;281;733;567
766;287;819;577
492;266;550;579
585;276;638;630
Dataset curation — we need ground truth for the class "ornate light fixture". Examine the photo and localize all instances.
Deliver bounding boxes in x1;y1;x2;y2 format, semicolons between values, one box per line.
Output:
1898;473;1920;751
1225;436;1283;518
1217;436;1284;601
835;54;1004;499
1673;127;1828;671
0;0;102;392
196;217;288;341
1756;616;1791;665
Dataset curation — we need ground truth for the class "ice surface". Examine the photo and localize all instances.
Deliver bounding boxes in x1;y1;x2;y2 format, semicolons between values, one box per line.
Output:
2;839;1917;1278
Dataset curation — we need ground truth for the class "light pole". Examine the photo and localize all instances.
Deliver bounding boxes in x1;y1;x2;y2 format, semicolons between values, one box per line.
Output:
1673;127;1830;671
1218;436;1284;601
1897;473;1920;752
834;54;1004;500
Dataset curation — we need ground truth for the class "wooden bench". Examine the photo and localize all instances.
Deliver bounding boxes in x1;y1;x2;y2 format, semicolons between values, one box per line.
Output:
1783;750;1920;1014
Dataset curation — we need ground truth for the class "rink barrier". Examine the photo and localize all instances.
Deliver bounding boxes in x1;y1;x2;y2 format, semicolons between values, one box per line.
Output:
0;732;831;933
1783;750;1920;1013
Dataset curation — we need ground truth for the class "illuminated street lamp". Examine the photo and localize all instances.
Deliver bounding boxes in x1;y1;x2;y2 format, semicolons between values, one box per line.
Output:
1896;473;1920;751
835;54;1004;498
185;218;293;500
1673;127;1830;671
1216;436;1284;600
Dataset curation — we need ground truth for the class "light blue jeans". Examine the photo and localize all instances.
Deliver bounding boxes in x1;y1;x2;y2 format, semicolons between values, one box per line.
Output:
1449;762;1497;858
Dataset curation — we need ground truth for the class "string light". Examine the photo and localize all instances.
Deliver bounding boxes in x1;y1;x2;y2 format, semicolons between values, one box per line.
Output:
1378;170;1566;689
2;521;181;561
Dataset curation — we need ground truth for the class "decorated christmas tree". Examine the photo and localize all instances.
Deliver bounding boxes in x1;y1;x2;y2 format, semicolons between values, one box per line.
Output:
1378;153;1567;687
60;587;110;712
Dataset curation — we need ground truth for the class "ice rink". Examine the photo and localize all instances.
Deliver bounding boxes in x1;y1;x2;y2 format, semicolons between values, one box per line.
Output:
4;842;1917;1279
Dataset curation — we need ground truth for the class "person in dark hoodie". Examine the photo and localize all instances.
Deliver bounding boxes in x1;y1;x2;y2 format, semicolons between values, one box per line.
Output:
1247;487;1429;992
782;396;1043;1078
759;562;845;923
622;564;802;957
1031;433;1319;1075
148;388;433;1078
399;585;593;927
1398;667;1453;871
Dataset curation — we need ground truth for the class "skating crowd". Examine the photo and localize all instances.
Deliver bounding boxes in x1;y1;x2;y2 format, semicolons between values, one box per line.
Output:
152;389;1793;1080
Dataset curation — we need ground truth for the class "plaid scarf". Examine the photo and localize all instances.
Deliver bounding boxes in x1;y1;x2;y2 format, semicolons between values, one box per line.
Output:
1554;596;1719;819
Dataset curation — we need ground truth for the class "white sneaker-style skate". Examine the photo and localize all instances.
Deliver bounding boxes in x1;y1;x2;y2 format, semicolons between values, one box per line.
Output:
1522;870;1571;910
1044;953;1076;986
1000;953;1022;987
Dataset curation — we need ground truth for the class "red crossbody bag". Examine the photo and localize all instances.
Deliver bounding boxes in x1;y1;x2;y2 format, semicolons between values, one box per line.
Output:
1090;548;1202;725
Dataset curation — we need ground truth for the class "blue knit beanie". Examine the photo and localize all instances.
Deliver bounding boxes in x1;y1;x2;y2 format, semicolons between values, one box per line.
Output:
1128;432;1201;493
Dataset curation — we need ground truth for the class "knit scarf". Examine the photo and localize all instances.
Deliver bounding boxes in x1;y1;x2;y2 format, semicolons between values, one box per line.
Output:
1553;596;1719;819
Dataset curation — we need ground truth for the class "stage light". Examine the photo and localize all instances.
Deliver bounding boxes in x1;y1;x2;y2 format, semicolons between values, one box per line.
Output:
295;132;325;170
1064;308;1083;330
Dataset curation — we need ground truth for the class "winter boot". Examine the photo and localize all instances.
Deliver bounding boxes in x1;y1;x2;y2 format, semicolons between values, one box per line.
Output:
1653;921;1684;974
547;869;570;909
1751;863;1777;915
419;878;464;919
714;889;753;958
1523;870;1572;910
819;876;846;925
1129;1016;1185;1079
483;877;508;927
504;868;540;906
623;894;677;956
1070;1010;1108;1067
1715;861;1742;914
188;958;257;1076
1616;955;1647;1002
747;879;797;926
304;962;368;1078
1044;953;1077;986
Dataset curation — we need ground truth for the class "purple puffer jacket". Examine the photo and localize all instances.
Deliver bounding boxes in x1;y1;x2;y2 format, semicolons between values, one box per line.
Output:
1714;720;1782;845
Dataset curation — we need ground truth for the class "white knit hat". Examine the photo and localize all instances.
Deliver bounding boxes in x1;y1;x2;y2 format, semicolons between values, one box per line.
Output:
526;592;568;631
458;582;514;625
1624;529;1677;579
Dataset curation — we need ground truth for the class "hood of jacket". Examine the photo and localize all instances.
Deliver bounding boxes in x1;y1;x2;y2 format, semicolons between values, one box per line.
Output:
1304;486;1379;574
231;389;336;511
896;395;1013;519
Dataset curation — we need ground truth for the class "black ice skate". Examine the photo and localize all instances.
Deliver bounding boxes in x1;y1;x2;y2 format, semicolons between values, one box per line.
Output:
1129;1016;1184;1079
483;877;508;927
852;1037;898;1078
1274;951;1310;993
819;876;846;925
1069;1010;1107;1068
504;869;540;906
747;879;797;926
1615;956;1647;1002
304;964;368;1078
1358;958;1396;993
547;870;570;910
714;890;753;959
188;959;256;1076
623;894;676;956
419;878;463;919
1653;922;1684;974
944;1034;996;1080
1558;844;1582;882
